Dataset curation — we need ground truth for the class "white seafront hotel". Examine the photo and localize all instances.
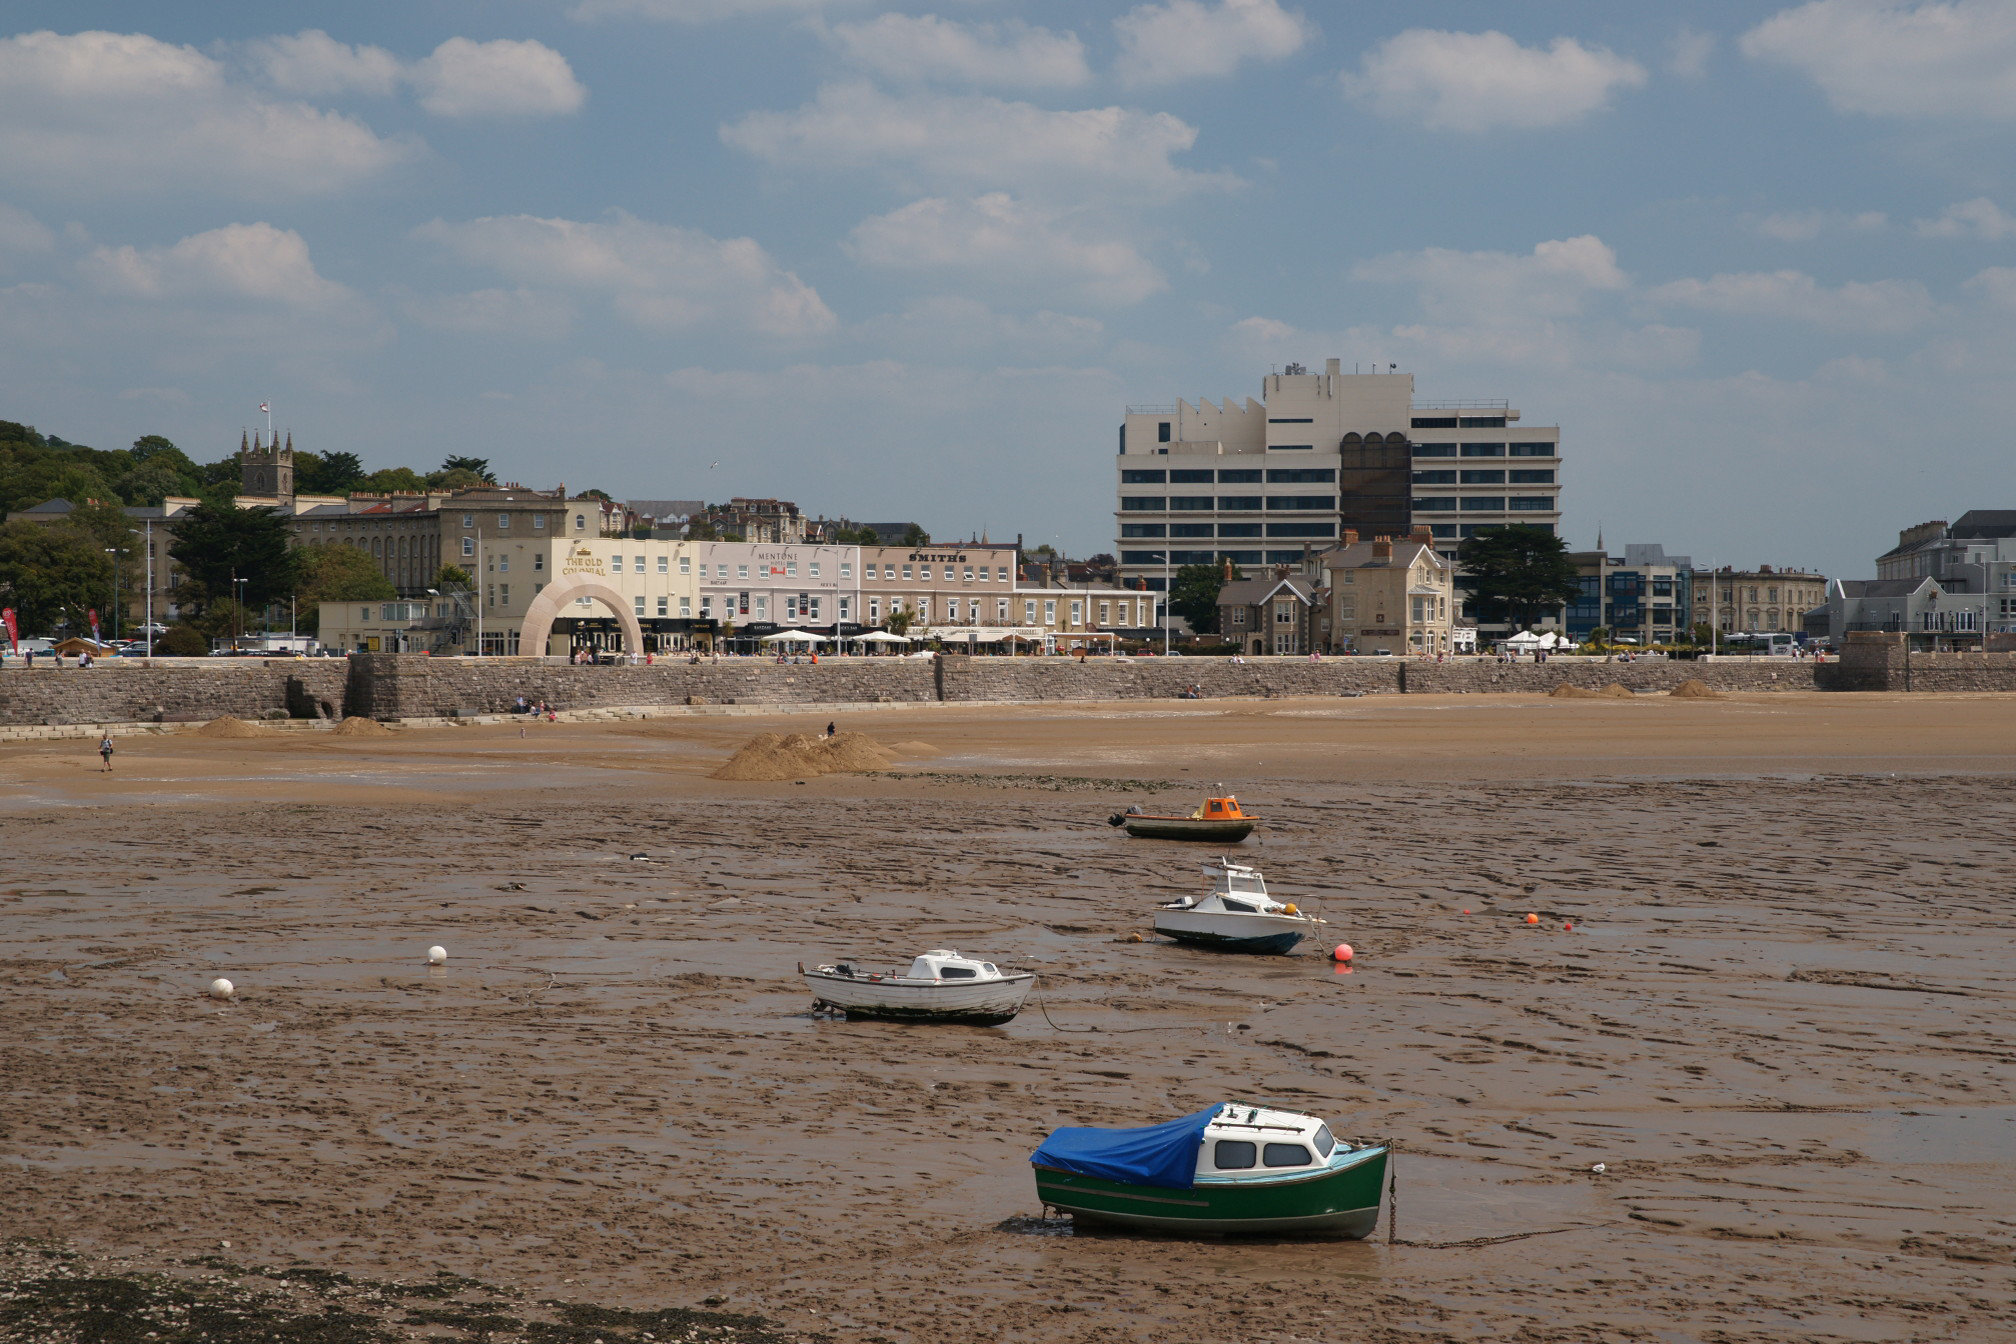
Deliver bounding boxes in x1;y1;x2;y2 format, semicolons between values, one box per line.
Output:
1116;361;1562;593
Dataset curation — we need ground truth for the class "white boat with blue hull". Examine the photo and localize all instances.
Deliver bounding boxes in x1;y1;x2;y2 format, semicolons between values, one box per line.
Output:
802;950;1033;1025
1152;860;1323;955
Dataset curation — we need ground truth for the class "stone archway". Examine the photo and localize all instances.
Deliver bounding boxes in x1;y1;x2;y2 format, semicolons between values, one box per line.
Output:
519;570;644;657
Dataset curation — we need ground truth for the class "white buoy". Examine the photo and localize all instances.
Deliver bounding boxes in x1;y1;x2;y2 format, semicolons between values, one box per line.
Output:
427;946;447;965
208;977;234;1000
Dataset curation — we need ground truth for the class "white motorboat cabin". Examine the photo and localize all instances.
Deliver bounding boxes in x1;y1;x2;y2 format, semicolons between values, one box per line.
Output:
1164;861;1298;917
1196;1104;1349;1180
906;950;1002;981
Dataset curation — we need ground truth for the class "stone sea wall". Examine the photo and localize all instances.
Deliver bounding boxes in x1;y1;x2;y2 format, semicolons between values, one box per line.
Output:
0;659;348;728
6;635;2016;728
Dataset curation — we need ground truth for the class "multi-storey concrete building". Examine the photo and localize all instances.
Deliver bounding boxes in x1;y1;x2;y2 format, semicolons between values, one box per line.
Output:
1874;511;2016;638
1115;362;1561;605
1564;543;1693;644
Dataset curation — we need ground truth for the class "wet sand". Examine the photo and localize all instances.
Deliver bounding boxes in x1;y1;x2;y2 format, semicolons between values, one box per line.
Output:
4;692;2014;1343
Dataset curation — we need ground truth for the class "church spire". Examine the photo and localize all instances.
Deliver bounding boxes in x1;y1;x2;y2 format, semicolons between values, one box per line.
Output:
241;429;249;455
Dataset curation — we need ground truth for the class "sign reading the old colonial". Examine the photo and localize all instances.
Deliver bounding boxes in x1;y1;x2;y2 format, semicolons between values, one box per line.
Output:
561;547;607;577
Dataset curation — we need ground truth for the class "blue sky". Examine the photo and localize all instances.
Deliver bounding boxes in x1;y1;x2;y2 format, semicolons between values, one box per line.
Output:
4;1;2014;577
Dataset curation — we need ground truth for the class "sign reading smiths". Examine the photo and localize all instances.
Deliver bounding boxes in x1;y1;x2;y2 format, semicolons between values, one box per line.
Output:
561;546;607;577
908;551;970;563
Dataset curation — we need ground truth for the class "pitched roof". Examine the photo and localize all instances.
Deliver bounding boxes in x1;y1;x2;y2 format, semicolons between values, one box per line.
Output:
1218;574;1319;606
1950;509;2016;539
1320;538;1445;570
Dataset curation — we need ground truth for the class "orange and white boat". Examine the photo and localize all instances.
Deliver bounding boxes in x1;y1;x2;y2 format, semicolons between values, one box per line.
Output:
1108;794;1256;843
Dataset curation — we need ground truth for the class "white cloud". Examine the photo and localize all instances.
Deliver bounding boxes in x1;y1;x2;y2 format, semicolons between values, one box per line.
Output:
1353;235;1628;322
403;287;577;337
1342;29;1647;131
847;194;1165;305
1741;0;2016;118
0;202;56;262
570;0;838;20
820;15;1088;90
1914;197;2016;239
720;83;1238;203
855;295;1106;356
1227;312;1698;375
0;30;416;197
248;29;402;97
79;222;354;309
1963;266;2016;308
1113;0;1314;88
413;38;586;118
416;212;836;338
1751;208;1888;240
250;31;584;118
1646;269;1936;333
1669;27;1716;78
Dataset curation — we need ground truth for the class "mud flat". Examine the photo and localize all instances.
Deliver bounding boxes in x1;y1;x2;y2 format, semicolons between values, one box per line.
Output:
3;692;2013;1343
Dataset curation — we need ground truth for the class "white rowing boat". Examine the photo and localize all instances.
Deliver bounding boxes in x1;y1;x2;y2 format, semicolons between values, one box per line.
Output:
801;949;1033;1025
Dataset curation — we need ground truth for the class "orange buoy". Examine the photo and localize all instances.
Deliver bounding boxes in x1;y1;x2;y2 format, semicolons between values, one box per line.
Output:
1462;909;1471;915
1332;943;1353;962
1563;921;1574;931
1524;913;1540;925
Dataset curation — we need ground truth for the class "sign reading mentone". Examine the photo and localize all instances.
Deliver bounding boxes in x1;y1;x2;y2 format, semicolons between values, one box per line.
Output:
561;546;607;577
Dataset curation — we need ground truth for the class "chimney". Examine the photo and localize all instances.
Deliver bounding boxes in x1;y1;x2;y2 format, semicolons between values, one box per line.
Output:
1373;539;1393;560
1409;525;1432;543
1341;528;1358;546
1325;358;1341;375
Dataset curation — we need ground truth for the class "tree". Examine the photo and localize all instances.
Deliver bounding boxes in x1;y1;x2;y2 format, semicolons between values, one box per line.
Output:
901;523;929;546
440;455;496;483
435;565;472;587
685;519;719;541
155;624;208;656
295;450;365;495
1169;562;1238;634
168;500;298;613
129;434;180;460
425;468;487;491
1458;526;1580;629
115;453;198;506
294;544;395;632
1586;626;1612;649
885;603;916;636
359;467;428;494
0;520;114;636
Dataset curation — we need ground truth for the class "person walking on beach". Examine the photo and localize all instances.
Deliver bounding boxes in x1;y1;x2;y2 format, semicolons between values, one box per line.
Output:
826;720;836;738
98;734;114;772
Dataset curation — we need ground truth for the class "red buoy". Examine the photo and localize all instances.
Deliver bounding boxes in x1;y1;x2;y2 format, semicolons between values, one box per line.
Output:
1524;912;1540;925
1332;943;1354;963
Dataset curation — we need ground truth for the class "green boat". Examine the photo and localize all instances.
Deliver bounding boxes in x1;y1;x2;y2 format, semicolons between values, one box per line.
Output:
1031;1102;1388;1237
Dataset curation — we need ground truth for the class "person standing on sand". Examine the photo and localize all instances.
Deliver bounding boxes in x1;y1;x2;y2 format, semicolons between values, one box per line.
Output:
826;721;836;738
98;734;114;772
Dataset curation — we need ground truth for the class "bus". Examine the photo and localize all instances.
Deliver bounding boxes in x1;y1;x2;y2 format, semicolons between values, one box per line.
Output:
1721;632;1798;656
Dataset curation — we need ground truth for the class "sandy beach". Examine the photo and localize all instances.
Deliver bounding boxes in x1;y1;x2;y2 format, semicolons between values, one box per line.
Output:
4;690;2014;1343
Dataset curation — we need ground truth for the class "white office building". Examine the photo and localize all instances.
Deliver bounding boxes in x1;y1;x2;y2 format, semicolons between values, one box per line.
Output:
1115;361;1561;591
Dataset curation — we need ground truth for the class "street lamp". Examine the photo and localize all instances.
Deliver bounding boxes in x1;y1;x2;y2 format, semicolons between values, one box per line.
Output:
233;576;248;648
103;548;119;643
1145;550;1172;655
129;524;154;656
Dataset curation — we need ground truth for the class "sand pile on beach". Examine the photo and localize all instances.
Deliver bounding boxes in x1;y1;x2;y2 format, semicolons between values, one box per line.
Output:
1549;684;1604;699
1598;682;1636;698
191;716;274;738
1670;678;1725;699
887;740;941;756
331;717;392;736
711;731;895;781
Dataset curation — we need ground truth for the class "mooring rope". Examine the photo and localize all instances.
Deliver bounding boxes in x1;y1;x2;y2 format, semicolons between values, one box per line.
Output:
1382;1146;1617;1248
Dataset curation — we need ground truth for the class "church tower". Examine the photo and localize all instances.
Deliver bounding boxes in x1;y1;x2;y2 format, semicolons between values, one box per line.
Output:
240;430;295;504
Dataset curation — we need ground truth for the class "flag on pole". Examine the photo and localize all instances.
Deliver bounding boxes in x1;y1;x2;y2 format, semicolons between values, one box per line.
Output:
89;608;100;639
1;607;17;652
259;403;269;413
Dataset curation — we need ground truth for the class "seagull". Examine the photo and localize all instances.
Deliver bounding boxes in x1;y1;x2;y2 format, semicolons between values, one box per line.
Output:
709;460;720;469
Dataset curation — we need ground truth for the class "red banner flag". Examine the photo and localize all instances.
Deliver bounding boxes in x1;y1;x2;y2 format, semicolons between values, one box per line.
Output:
1;607;16;651
89;608;101;639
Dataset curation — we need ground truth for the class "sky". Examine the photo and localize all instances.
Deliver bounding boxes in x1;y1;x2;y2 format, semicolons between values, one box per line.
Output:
3;1;2015;578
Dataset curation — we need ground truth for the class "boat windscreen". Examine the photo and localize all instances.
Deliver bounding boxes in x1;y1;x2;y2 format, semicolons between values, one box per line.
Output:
1031;1104;1221;1190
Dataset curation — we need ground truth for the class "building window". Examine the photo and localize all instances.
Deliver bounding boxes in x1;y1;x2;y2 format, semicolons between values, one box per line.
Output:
497;513;510;528
498;584;508;604
1070;600;1083;624
996;566;1008;581
1510;443;1555;457
919;566;933;581
1170;469;1214;484
962;567;974;582
1170;496;1214;511
612;554;623;571
1217;495;1263;511
1218;523;1263;537
1459;416;1507;428
679;555;691;574
634;596;645;616
574;514;585;530
1231;607;1246;626
1099;600;1110;624
657;596;668;616
1411;416;1458;429
1121;469;1167;484
680;596;691;617
1412;443;1457;457
533;553;544;571
810;562;821;577
461;537;475;556
1459;443;1506;457
754;596;766;618
1460;497;1506;511
1413;470;1457;484
1267;496;1331;511
1266;468;1336;484
658;555;669;573
839;562;851;578
1171;524;1214;538
902;565;913;579
1121;497;1168;512
1217;469;1263;483
1508;497;1552;511
533;514;546;529
462;514;474;528
997;598;1009;621
1044;599;1056;624
786;562;797;577
1460;470;1506;485
498;556;509;572
1157;421;1171;442
869;597;881;622
738;564;749;580
1025;600;1037;622
1271;444;1314;451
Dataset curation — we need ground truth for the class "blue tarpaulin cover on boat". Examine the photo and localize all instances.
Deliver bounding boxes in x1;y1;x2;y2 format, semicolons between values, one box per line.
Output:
1029;1104;1223;1190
